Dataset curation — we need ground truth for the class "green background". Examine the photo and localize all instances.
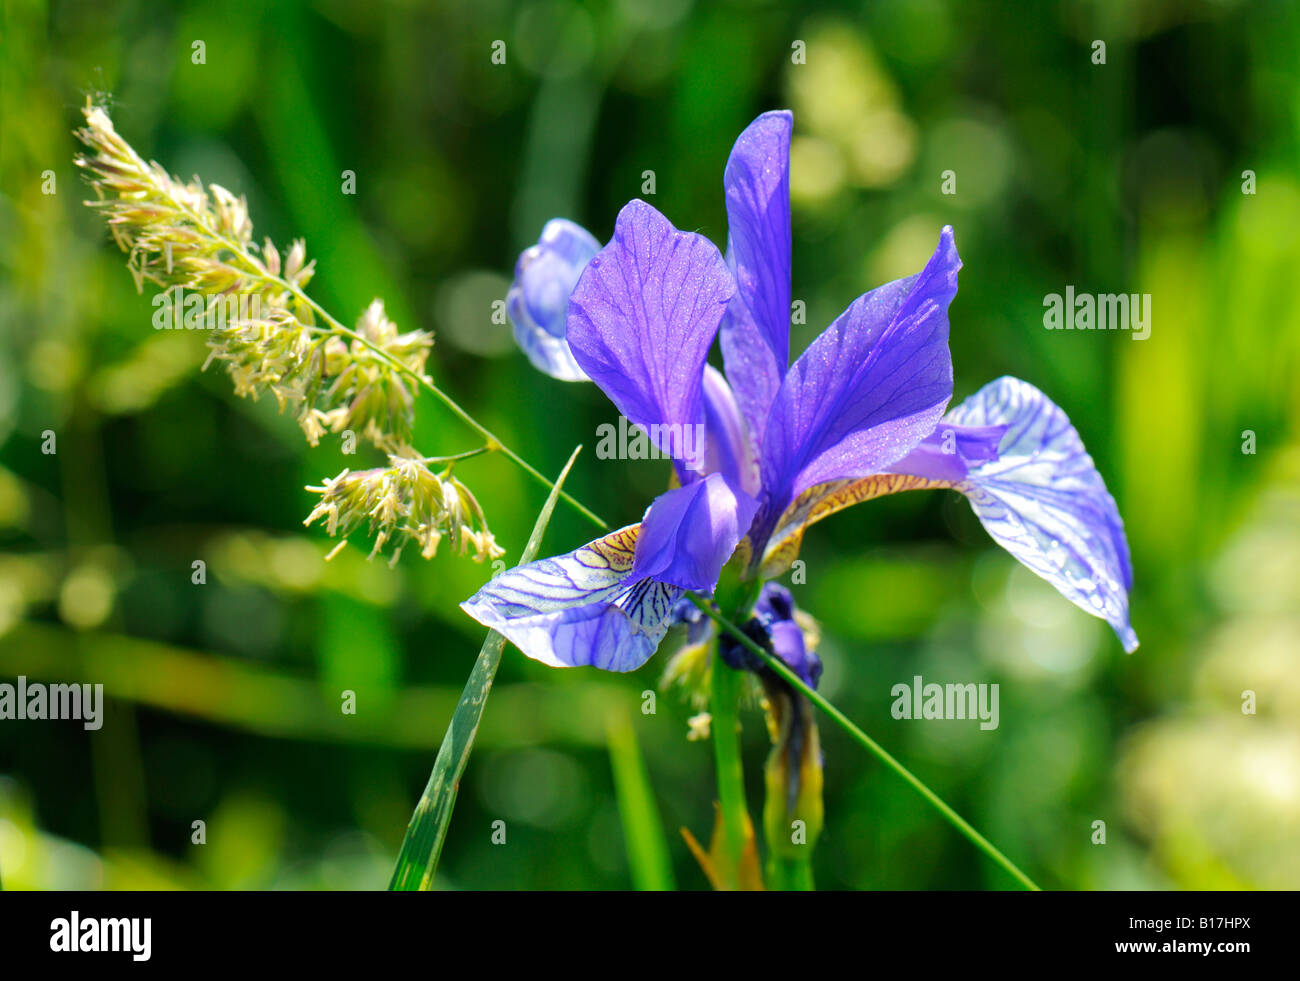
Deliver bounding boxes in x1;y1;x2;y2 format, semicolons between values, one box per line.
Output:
2;0;1298;889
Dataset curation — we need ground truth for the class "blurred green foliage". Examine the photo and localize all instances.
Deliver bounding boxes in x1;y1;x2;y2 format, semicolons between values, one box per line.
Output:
2;0;1298;889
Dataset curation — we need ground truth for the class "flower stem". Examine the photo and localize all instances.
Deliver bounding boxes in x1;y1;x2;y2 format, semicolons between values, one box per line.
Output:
769;854;814;891
419;446;493;466
709;650;751;890
688;595;1042;891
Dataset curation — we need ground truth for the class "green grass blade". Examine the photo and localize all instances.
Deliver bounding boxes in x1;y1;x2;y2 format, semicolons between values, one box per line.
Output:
388;445;583;890
605;708;676;891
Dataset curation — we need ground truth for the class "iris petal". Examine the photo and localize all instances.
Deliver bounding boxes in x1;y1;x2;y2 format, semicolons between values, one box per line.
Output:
754;227;960;548
506;218;600;381
886;421;1007;484
631;473;758;591
937;376;1138;652
566;199;735;470
756;379;1138;652
755;472;951;578
700;365;761;496
460;525;683;672
720;110;793;449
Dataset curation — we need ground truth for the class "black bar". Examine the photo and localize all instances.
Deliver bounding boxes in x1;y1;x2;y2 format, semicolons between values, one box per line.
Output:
0;889;1280;967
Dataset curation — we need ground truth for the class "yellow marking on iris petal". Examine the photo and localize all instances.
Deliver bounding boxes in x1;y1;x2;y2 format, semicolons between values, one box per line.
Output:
758;473;955;578
731;535;753;572
586;524;641;572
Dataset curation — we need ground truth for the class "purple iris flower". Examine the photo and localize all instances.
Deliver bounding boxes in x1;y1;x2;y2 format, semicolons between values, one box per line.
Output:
465;110;1137;675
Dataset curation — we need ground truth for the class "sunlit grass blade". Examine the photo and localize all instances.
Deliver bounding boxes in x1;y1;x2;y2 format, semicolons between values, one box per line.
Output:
688;595;1042;892
605;708;676;891
388;445;583;891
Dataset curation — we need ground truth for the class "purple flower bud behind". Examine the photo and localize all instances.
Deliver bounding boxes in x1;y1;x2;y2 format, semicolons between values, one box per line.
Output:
506;219;599;381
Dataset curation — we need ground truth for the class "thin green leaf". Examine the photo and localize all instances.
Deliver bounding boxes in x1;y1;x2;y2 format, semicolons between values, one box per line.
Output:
605;708;676;891
388;445;584;891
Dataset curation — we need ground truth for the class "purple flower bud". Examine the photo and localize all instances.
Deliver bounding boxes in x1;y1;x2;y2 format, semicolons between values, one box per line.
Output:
718;582;822;689
506;219;599;381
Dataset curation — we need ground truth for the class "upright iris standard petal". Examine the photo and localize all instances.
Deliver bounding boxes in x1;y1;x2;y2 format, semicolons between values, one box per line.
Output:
719;110;793;449
755;227;961;545
506;219;600;381
566;199;735;470
932;376;1137;652
460;525;683;672
700;365;761;496
631;473;758;591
